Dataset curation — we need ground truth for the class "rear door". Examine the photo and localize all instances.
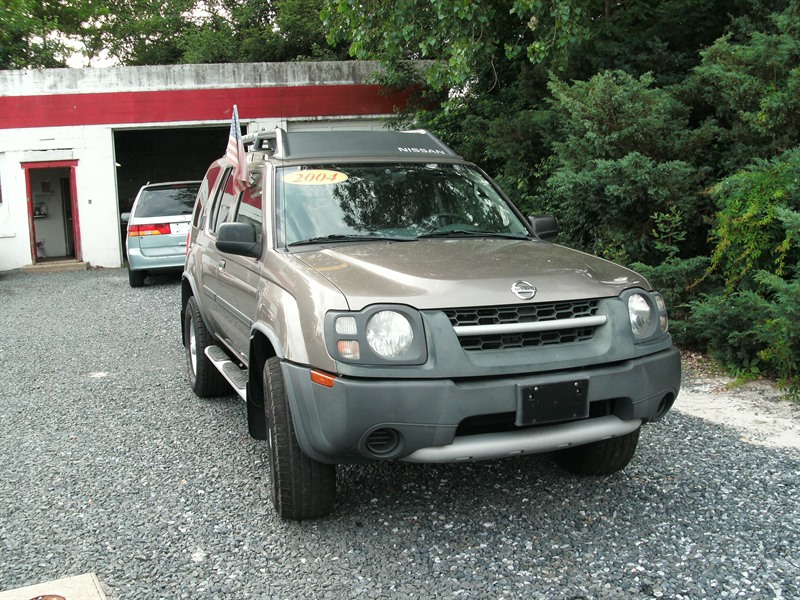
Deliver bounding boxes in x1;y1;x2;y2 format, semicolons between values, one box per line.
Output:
199;167;237;338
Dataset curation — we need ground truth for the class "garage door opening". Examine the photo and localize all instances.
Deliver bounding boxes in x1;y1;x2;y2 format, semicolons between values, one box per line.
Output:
113;126;229;258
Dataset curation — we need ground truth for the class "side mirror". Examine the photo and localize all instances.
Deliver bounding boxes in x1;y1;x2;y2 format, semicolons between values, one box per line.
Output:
121;212;131;223
528;214;559;242
217;222;262;258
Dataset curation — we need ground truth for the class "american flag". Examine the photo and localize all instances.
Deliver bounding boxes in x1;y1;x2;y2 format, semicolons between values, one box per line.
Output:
225;104;247;194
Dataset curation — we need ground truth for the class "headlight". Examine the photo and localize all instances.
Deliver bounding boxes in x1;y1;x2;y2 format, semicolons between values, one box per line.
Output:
326;306;427;365
628;293;653;338
366;311;414;357
624;290;669;341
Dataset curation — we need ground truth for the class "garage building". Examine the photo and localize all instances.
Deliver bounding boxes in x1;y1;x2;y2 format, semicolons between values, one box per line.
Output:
0;61;406;272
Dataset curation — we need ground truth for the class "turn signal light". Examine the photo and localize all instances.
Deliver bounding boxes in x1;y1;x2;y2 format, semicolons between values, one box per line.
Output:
128;223;171;236
310;370;336;388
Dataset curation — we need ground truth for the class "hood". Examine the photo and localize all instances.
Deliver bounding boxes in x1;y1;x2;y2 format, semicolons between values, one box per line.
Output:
293;238;648;310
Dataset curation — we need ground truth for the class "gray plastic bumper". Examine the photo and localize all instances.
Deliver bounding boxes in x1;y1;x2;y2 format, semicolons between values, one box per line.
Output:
281;346;680;464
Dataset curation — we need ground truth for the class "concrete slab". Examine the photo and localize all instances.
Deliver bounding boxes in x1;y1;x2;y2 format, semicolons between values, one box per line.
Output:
19;260;88;274
0;573;107;600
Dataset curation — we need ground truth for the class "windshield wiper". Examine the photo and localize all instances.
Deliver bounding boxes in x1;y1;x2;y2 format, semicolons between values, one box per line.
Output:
416;230;531;240
287;234;415;247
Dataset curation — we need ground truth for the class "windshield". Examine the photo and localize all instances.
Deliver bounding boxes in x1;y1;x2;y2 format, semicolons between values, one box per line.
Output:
134;183;200;218
276;163;530;246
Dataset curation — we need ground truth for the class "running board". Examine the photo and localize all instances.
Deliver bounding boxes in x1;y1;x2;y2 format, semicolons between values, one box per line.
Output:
205;345;248;401
401;416;642;463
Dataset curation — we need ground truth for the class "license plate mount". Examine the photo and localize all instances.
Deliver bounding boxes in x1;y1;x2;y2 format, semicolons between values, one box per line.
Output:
516;380;589;426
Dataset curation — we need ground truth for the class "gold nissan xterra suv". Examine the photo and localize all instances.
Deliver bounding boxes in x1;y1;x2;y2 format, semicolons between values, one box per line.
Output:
181;128;681;520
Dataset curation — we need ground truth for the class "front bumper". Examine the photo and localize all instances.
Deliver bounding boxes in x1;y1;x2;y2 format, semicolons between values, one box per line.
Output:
281;346;681;464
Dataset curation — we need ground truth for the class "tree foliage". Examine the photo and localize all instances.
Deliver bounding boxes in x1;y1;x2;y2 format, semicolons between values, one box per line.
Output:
708;146;800;290
0;0;347;68
322;0;593;93
0;0;97;68
686;1;800;173
539;71;701;264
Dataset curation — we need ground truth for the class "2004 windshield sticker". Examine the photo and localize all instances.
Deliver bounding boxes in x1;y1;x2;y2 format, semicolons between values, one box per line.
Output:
284;169;348;185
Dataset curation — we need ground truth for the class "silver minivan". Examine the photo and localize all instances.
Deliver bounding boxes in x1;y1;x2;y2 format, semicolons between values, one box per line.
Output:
126;181;200;287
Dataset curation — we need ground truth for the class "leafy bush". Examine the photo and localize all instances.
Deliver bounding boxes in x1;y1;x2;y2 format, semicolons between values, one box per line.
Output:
688;2;800;172
752;270;800;396
687;205;800;396
684;291;770;381
540;70;708;264
708;146;800;290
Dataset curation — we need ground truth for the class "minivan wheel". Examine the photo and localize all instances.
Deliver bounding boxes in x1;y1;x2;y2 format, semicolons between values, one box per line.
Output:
184;296;229;397
556;427;641;476
263;356;336;519
128;266;144;288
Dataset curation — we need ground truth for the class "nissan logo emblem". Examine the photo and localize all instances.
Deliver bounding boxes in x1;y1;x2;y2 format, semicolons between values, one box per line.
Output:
511;280;536;300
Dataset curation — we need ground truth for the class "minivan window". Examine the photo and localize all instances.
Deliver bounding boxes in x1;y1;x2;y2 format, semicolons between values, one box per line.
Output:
134;183;199;218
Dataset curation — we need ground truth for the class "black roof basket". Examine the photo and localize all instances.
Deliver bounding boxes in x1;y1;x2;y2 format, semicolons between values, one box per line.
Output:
242;127;287;156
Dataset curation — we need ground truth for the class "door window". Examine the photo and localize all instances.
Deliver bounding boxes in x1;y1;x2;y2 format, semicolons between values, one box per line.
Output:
234;171;263;243
209;169;238;235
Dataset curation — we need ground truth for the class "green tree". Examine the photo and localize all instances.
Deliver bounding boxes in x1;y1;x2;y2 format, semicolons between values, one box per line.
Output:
0;0;98;68
685;1;800;174
569;0;783;85
538;70;702;264
79;0;344;66
179;0;347;64
322;0;594;93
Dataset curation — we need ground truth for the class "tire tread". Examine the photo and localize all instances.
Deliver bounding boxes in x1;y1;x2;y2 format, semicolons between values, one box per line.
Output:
265;357;335;519
185;296;229;397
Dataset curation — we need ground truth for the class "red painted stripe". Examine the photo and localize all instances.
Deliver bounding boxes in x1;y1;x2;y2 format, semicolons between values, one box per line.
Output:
0;85;408;129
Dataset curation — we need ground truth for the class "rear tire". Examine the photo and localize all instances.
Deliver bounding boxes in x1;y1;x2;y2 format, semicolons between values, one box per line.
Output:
184;296;229;397
556;428;640;476
128;267;144;288
264;356;336;519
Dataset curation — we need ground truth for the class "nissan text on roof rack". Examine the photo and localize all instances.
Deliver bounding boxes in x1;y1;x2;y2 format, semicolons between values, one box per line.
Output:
180;127;681;520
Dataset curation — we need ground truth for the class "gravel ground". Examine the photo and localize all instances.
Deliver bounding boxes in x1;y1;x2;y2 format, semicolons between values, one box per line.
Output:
0;268;798;599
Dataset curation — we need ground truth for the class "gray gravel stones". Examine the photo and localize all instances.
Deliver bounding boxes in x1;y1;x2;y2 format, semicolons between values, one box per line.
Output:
0;268;798;599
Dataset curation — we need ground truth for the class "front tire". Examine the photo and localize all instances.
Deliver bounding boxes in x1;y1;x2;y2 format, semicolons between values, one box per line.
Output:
184;296;229;397
264;356;336;519
556;428;640;476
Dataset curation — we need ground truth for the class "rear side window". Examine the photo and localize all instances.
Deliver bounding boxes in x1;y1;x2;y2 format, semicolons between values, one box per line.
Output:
134;183;200;218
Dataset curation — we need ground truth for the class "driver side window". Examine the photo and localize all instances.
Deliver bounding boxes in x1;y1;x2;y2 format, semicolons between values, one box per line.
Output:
209;169;238;235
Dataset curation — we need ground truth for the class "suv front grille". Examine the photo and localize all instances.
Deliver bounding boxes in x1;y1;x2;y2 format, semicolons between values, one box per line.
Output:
443;300;603;352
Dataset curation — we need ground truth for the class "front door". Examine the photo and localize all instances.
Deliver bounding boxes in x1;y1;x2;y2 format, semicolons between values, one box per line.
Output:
22;161;81;262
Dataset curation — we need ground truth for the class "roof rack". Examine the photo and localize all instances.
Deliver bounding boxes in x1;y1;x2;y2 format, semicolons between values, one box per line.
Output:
242;127;288;156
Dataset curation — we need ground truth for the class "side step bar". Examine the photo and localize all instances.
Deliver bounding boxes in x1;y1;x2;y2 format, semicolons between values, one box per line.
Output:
401;416;642;463
205;345;248;401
